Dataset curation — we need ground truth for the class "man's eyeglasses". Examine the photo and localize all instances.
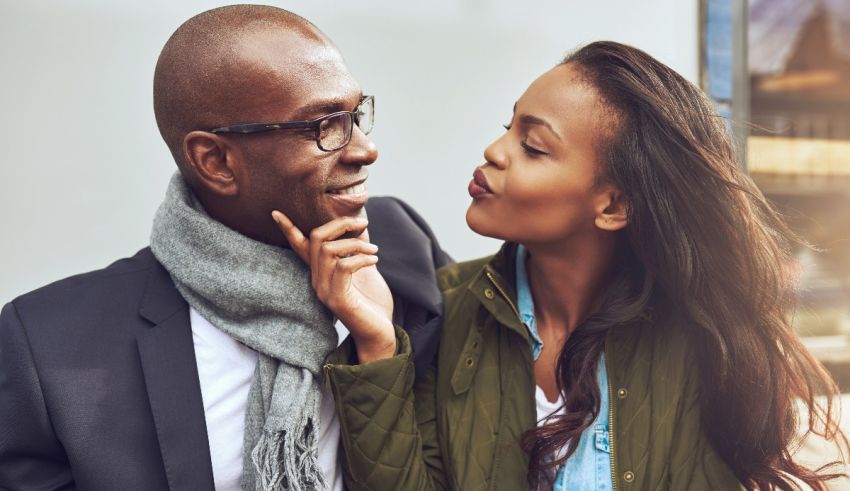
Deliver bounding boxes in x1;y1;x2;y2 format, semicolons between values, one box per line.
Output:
210;96;375;152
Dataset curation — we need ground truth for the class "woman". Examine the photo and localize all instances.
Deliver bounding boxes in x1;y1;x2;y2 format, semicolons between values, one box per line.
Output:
274;41;845;490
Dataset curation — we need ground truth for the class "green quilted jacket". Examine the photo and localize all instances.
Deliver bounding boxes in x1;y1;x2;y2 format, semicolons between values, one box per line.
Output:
326;243;743;490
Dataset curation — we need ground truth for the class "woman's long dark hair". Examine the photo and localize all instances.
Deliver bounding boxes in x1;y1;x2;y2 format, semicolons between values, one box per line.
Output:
521;41;845;490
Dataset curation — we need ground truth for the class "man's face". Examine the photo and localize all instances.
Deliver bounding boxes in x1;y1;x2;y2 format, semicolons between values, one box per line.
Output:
221;30;378;245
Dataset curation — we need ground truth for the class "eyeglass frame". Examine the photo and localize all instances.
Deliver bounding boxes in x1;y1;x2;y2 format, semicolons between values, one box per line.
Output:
208;95;375;152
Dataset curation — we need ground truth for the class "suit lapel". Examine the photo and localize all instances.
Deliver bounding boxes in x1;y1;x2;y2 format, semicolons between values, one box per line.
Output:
366;199;442;317
366;198;446;378
137;253;215;490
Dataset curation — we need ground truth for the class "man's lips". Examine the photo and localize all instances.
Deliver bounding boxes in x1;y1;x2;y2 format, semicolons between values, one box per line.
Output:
326;179;369;209
327;180;367;195
468;168;493;198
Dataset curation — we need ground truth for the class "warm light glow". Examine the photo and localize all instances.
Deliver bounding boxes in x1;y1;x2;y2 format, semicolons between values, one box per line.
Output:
748;136;850;175
757;70;842;92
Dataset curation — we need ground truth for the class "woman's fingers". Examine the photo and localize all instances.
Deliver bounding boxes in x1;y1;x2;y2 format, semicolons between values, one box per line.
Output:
308;217;369;289
314;239;379;294
271;213;376;295
334;254;380;279
318;238;379;258
325;254;381;312
270;212;393;359
271;213;384;320
336;253;380;270
272;212;372;268
271;210;310;262
308;217;369;264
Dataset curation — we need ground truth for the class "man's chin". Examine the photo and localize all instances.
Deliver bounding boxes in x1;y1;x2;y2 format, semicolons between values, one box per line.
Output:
305;203;368;239
336;206;368;239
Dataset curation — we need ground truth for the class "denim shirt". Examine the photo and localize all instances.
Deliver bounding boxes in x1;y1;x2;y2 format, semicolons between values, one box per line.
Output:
516;245;614;491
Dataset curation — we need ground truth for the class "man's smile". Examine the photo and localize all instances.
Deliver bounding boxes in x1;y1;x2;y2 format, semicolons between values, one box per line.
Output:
328;181;367;196
326;178;369;211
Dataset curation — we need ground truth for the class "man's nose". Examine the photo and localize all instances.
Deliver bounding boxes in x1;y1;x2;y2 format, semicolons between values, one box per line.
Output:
340;126;378;166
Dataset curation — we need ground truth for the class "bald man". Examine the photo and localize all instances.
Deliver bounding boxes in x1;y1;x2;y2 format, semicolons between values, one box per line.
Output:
0;5;450;490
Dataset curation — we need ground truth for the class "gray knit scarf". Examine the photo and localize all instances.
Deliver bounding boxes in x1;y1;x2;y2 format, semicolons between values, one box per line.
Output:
150;173;337;491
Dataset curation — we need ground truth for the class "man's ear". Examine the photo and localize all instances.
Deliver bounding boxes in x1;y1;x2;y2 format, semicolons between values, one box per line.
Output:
594;186;628;232
182;131;240;197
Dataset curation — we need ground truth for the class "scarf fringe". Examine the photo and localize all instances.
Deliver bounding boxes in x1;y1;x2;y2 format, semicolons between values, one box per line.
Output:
251;418;328;491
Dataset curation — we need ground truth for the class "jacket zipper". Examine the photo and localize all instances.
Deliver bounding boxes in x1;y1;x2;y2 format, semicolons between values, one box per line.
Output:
487;267;619;489
323;363;332;388
484;268;522;491
605;351;618;491
485;270;521;320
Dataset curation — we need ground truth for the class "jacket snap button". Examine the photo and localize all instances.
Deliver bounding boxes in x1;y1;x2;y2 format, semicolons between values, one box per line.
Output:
484;288;495;299
623;470;635;482
465;357;474;368
617;388;628;399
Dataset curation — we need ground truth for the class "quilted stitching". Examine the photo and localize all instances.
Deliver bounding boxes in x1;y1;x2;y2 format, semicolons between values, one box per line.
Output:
328;253;745;491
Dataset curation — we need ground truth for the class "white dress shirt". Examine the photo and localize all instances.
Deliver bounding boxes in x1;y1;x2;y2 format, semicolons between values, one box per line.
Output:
191;307;347;491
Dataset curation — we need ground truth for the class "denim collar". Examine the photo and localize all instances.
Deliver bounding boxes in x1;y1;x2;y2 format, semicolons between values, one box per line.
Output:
515;244;545;360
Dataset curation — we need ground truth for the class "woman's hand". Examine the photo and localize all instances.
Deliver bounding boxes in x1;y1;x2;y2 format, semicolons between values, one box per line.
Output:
272;211;396;363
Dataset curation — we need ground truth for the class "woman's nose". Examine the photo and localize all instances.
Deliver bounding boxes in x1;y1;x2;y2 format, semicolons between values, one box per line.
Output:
483;132;509;169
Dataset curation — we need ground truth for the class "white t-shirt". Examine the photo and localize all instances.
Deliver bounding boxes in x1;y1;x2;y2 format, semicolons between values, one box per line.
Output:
535;385;567;462
191;307;348;491
535;385;564;424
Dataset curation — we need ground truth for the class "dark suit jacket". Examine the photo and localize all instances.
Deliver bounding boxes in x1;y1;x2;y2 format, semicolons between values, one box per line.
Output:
0;196;451;490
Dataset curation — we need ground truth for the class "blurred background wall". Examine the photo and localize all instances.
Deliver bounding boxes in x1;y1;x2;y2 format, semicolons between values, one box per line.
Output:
0;0;699;302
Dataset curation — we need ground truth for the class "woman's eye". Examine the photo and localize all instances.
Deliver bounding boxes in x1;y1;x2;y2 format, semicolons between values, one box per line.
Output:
502;123;512;131
521;141;547;156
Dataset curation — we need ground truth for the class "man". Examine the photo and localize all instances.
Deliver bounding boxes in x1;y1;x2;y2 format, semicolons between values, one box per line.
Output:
0;5;449;490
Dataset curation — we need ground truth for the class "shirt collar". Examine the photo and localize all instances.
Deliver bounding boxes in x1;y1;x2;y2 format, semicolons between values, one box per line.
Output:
515;244;544;360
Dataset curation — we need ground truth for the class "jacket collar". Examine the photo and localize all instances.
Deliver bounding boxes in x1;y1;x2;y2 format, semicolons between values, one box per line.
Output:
469;242;530;344
138;249;185;324
136;249;215;490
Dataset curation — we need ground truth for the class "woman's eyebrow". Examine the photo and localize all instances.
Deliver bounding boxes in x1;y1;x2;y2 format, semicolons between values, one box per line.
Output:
512;102;562;141
519;114;561;141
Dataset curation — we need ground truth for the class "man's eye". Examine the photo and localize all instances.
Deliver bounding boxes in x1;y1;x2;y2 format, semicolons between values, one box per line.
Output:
521;141;547;156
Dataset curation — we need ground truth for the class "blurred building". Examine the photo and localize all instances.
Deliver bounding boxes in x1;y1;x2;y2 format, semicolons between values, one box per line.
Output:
734;2;850;482
749;0;850;381
704;0;850;386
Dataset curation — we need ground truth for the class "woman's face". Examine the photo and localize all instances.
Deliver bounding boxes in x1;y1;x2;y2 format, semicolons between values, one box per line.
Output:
466;63;620;244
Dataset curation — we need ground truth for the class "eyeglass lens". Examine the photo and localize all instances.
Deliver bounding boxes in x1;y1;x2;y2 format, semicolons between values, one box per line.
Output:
317;97;374;151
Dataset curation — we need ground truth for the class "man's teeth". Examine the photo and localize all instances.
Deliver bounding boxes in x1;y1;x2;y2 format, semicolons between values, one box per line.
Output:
330;183;366;195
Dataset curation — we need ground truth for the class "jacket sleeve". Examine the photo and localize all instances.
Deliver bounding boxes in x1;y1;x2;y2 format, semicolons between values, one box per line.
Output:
326;326;447;491
667;357;744;490
0;302;74;489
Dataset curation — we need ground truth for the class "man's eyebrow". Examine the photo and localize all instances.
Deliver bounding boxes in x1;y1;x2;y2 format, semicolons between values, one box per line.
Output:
290;94;364;121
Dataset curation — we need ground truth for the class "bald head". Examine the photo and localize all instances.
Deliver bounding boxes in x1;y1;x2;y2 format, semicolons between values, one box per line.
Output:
153;5;335;170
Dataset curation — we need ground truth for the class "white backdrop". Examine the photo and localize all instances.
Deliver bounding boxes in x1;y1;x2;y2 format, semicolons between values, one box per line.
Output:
0;0;698;302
